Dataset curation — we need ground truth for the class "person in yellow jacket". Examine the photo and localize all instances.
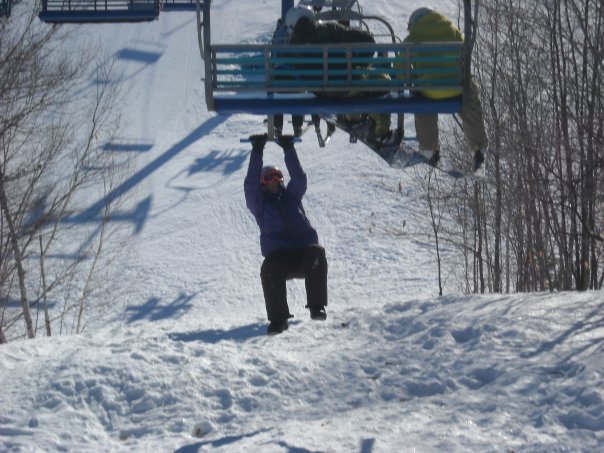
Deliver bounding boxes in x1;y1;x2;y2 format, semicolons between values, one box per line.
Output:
402;7;488;172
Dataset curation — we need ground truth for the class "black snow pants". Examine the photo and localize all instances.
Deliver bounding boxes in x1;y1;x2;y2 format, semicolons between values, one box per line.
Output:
260;245;328;321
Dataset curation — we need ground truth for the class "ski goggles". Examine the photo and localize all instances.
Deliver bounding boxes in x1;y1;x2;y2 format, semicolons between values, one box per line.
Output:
261;169;284;185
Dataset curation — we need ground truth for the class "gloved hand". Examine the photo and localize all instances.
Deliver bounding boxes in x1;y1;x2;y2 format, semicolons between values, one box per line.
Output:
249;133;268;153
275;134;296;151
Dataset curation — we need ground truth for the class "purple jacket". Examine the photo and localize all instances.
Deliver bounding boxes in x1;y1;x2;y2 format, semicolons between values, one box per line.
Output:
244;148;319;257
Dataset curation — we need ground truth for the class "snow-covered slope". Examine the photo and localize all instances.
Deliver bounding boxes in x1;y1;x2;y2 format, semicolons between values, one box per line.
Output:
1;2;603;452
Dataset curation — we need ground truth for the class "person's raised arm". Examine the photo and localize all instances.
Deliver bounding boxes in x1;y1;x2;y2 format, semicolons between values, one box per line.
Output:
244;134;268;213
276;135;307;200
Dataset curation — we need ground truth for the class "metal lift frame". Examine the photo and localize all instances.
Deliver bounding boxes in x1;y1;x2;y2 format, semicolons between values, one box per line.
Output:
39;0;160;23
196;1;478;118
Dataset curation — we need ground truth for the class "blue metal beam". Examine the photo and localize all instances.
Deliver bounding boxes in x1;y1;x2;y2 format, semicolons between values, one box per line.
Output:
39;10;158;23
212;95;462;115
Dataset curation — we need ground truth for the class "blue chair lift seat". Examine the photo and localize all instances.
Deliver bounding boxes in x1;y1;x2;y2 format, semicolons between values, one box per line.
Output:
212;93;463;116
39;0;161;23
196;0;476;119
161;0;197;11
204;42;466;117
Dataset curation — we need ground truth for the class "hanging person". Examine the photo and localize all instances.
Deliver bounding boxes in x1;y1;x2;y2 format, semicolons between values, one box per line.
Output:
244;134;329;335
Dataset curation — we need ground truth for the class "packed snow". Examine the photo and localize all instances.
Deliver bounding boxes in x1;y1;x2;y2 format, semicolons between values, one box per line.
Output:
1;1;603;452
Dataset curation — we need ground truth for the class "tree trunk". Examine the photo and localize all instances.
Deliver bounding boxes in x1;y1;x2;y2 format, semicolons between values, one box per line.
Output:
0;171;34;339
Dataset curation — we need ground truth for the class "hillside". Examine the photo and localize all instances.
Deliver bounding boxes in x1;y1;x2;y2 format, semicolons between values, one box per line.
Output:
1;2;603;452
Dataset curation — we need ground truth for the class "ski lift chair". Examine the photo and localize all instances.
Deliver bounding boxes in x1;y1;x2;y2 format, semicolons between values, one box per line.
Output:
39;0;161;23
196;1;477;142
162;0;197;11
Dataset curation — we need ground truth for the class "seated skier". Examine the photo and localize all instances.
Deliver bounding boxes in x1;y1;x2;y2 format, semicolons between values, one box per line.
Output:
271;17;305;138
272;15;335;145
285;6;398;149
400;7;489;172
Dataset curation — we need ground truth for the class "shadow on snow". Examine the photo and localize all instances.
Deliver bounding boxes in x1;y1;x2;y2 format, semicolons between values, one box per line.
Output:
167;322;269;344
173;429;270;453
64;115;228;232
126;292;195;323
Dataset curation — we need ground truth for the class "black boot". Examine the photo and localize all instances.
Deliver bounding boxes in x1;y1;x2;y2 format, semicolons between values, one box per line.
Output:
308;306;327;321
427;149;440;167
292;115;305;137
473;149;485;172
267;319;289;335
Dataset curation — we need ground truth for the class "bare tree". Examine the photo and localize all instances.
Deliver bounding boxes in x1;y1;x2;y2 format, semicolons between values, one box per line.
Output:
425;170;445;295
442;0;604;292
405;0;604;295
0;11;125;342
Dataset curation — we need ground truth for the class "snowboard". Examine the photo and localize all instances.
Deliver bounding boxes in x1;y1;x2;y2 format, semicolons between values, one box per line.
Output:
323;114;403;156
324;114;480;179
394;150;488;180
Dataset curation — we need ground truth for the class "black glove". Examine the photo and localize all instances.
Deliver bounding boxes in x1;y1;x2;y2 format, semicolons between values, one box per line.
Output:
275;134;296;151
249;133;268;153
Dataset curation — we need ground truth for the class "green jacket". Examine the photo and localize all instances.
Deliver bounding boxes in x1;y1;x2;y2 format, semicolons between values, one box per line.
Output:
399;11;463;99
